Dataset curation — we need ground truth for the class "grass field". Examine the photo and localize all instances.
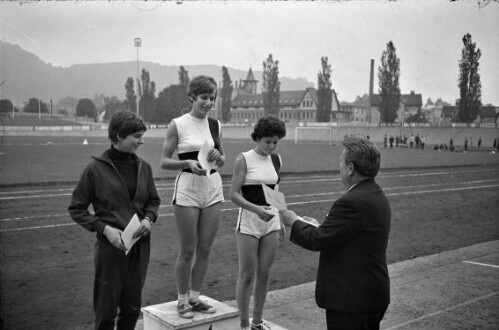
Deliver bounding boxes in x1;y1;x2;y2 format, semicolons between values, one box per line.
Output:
1;135;499;329
1;135;498;186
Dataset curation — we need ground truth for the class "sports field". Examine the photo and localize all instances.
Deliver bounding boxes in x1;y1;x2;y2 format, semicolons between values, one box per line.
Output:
1;136;499;329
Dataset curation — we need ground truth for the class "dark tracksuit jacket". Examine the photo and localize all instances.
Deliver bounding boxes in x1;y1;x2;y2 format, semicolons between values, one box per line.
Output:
68;149;161;330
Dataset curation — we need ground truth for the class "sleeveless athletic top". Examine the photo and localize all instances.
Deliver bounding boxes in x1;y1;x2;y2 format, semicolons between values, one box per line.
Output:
241;149;282;206
173;113;221;162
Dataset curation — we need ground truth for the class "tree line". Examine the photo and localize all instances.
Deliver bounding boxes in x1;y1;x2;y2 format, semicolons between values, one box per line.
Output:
0;33;484;124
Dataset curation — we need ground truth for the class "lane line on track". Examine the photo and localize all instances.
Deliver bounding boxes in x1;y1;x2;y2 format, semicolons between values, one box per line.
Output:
383;292;499;330
462;261;499;269
1;184;498;232
1;167;498;197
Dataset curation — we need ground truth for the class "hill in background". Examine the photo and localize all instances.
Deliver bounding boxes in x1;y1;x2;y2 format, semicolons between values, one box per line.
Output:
0;41;314;107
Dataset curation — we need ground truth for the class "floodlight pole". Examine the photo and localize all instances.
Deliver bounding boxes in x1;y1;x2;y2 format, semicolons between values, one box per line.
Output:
134;37;142;115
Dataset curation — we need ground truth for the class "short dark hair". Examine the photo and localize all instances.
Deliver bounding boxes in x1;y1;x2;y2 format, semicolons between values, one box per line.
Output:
108;110;146;143
251;115;286;141
187;75;217;102
342;136;381;178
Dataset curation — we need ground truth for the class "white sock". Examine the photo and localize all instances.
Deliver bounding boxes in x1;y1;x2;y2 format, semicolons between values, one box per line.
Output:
189;290;200;302
178;292;189;304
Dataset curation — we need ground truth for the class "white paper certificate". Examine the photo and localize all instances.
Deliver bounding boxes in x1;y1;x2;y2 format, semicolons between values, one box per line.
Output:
261;183;287;210
198;140;217;172
121;214;141;255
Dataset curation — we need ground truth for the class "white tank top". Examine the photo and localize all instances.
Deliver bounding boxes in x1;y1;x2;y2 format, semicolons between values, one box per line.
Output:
173;113;220;155
242;149;280;186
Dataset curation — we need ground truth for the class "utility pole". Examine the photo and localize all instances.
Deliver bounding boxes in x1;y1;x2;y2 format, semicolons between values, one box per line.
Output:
134;37;142;115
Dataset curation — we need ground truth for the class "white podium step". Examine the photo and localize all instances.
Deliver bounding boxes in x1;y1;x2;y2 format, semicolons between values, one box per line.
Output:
141;296;287;330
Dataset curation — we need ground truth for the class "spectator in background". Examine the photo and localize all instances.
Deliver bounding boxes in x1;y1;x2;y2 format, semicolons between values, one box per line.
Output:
421;136;426;150
464;137;469;152
450;138;454;151
395;135;400;148
415;134;420;148
409;134;415;148
383;134;387;149
389;135;394;149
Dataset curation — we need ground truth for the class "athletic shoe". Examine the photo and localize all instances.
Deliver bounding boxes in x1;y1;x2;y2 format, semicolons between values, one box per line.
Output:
177;301;194;319
190;299;216;314
251;320;272;330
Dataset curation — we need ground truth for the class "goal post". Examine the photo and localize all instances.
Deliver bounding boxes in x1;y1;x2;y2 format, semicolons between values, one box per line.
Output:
295;126;333;145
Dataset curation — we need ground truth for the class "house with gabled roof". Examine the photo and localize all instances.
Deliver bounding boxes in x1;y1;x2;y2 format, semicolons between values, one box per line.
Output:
222;68;340;123
476;106;499;123
370;91;423;123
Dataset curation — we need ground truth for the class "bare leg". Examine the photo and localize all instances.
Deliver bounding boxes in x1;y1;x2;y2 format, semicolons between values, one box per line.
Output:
190;202;221;292
236;233;259;328
252;231;279;325
174;205;200;295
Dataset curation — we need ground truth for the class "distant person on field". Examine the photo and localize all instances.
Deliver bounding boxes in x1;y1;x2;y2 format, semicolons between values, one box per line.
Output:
68;110;161;330
409;134;415;148
383;134;387;149
415;134;420;148
449;138;454;151
395;135;400;148
230;115;287;330
464;137;468;151
478;137;482;151
280;137;391;330
160;75;225;318
389;135;394;149
421;136;426;150
470;137;474;150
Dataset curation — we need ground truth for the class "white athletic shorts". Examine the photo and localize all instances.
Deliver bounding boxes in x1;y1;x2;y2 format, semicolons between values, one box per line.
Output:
236;205;281;239
172;171;224;209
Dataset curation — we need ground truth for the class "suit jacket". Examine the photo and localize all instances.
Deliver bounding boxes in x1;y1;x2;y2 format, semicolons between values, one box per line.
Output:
290;178;391;312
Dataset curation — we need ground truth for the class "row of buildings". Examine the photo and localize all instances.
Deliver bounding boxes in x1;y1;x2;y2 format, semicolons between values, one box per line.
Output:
210;66;498;125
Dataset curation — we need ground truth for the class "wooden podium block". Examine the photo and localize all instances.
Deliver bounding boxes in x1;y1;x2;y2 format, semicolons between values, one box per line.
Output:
141;296;240;330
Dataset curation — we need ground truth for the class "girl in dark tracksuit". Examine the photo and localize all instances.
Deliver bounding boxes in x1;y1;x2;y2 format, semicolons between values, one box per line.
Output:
69;111;160;330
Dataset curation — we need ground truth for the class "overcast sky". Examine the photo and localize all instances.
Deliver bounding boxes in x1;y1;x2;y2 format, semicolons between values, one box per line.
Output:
1;0;498;104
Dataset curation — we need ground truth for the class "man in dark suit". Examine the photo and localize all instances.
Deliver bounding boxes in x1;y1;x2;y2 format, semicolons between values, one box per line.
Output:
280;137;391;330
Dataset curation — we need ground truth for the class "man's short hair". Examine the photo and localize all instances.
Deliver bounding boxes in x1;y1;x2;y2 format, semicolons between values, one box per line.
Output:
343;136;381;178
108;110;146;143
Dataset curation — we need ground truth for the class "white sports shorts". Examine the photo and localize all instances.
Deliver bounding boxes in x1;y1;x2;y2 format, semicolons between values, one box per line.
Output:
172;171;224;209
236;206;281;239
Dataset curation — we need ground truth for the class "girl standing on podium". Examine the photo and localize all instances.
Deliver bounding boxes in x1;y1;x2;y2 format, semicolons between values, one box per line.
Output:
230;115;287;330
160;75;225;319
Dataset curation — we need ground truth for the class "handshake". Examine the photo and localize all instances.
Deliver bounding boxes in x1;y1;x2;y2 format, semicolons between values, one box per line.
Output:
279;210;320;227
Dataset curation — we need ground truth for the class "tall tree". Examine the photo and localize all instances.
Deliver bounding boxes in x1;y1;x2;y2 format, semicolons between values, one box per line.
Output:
23;98;49;114
0;99;19;113
103;96;126;120
262;54;280;116
139;69;156;122
125;77;137;113
378;41;401;123
178;66;191;113
317;57;332;122
457;33;482;123
75;98;97;119
220;66;233;122
155;84;185;123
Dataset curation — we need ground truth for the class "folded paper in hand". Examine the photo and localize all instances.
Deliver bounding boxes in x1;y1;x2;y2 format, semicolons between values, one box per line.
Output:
262;183;287;210
121;214;141;255
198;140;217;173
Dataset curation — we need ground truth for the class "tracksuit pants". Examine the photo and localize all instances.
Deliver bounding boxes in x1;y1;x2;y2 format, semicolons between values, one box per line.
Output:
93;238;150;330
